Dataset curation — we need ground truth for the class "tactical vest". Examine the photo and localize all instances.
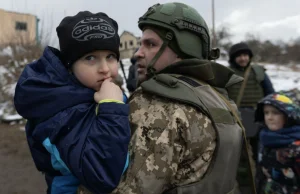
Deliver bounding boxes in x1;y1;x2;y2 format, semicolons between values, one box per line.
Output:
228;65;265;107
140;73;244;194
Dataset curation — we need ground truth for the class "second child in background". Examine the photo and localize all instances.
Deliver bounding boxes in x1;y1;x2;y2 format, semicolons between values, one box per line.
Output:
255;93;300;194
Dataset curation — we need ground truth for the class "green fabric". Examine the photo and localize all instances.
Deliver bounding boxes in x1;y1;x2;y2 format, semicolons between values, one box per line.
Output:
228;65;265;107
252;64;265;82
141;74;235;125
209;108;235;124
159;59;243;88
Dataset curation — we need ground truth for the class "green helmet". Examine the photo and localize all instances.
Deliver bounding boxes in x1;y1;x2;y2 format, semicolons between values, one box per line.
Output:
138;2;211;60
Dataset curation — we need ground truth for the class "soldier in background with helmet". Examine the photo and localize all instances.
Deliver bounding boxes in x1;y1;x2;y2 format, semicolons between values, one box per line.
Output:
79;2;256;194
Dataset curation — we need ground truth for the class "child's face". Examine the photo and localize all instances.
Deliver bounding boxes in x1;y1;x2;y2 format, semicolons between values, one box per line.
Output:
72;50;118;91
263;105;286;131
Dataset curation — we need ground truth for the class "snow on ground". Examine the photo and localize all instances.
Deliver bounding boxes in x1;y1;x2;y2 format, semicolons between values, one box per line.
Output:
266;70;300;91
2;114;22;121
0;103;5;117
0;46;13;57
3;83;17;96
217;60;300;91
118;58;132;97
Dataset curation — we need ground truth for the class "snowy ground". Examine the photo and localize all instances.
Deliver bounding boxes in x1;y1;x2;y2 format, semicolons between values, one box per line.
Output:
263;64;300;91
216;60;300;91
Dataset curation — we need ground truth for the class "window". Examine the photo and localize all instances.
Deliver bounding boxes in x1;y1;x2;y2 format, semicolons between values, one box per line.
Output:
120;43;123;48
15;22;27;31
125;41;127;49
130;40;133;46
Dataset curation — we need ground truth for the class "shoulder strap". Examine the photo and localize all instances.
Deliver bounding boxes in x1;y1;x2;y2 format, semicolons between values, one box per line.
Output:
236;66;252;107
181;77;257;194
212;87;257;194
140;74;235;125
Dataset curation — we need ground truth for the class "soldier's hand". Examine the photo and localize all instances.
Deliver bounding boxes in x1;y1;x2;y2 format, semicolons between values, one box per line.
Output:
94;79;123;103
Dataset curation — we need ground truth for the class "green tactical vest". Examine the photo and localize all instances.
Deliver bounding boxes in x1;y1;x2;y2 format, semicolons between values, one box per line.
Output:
227;65;265;107
138;59;246;194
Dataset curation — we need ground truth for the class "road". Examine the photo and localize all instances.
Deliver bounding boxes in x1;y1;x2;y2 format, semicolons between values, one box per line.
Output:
0;123;46;194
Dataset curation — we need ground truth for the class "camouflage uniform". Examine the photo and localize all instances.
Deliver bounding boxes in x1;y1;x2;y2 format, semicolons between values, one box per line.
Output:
78;87;216;194
113;88;216;193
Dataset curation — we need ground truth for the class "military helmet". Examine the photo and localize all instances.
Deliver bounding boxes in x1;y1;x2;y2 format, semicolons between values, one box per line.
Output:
138;2;211;59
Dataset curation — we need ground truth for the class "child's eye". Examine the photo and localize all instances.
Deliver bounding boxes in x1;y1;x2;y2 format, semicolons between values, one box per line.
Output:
107;54;117;60
273;111;280;115
85;55;96;61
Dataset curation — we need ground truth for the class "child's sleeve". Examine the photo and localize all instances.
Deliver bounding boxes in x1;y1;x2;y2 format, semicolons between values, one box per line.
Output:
33;101;130;193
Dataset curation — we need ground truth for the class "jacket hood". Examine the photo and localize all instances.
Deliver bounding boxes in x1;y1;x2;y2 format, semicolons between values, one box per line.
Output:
255;93;300;126
228;42;253;69
14;46;94;121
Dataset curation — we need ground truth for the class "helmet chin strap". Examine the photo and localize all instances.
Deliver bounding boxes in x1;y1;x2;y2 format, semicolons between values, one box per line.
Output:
146;32;173;79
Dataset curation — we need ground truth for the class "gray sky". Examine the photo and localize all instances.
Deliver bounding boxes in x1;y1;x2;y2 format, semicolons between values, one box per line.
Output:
1;0;300;47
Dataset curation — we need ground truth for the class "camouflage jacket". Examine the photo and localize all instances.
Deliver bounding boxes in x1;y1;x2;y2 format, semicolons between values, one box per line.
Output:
78;87;216;194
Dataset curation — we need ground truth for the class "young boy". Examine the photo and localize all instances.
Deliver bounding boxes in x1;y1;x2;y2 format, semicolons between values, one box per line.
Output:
255;93;300;194
14;11;130;194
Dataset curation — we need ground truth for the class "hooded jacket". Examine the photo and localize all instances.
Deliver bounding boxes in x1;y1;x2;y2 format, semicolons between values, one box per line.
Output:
14;46;130;194
255;93;300;194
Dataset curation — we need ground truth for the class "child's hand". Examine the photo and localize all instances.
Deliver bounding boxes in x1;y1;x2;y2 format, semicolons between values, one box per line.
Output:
94;79;123;103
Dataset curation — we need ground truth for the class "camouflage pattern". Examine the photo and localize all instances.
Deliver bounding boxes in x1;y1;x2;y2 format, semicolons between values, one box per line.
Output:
78;87;216;194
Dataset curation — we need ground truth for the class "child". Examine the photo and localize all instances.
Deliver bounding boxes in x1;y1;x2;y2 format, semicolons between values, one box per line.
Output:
14;11;130;194
255;93;300;194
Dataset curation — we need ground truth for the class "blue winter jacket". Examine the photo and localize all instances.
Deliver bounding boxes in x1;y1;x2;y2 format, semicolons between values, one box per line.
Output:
14;47;130;194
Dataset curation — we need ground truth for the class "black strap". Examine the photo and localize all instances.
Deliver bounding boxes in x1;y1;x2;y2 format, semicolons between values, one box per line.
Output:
120;60;127;81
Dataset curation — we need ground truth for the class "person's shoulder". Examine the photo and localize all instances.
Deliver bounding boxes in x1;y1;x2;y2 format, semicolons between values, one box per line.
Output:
252;64;266;71
130;87;210;122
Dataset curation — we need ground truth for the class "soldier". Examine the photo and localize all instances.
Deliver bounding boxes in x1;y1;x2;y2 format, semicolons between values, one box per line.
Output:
227;42;275;193
228;42;275;136
79;2;255;194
